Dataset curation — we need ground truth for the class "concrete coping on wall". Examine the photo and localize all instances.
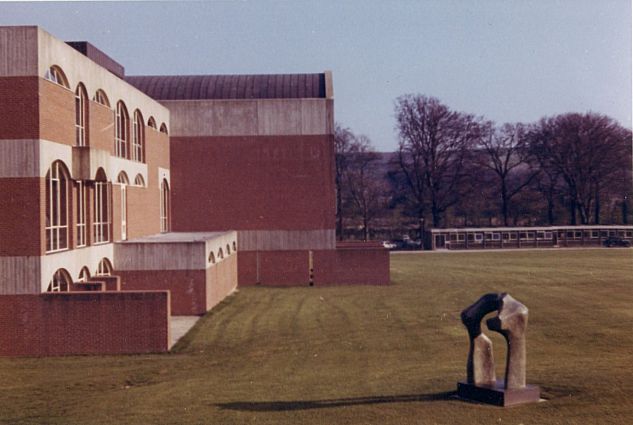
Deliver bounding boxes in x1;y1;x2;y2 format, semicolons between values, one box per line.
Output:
118;231;231;244
114;231;238;271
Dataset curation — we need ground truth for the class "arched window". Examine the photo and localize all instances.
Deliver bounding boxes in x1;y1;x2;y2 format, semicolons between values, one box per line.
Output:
78;266;91;283
134;174;145;187
148;116;157;129
115;101;129;159
160;179;170;233
96;258;113;276
93;89;110;107
44;65;69;88
75;83;88;146
217;248;224;260
159;123;168;134
48;269;72;292
132;110;144;162
116;171;129;185
45;161;70;253
208;251;216;264
76;180;87;247
93;168;110;243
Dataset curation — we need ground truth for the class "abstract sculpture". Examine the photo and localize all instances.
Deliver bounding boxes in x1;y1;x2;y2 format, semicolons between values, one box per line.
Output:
457;293;540;406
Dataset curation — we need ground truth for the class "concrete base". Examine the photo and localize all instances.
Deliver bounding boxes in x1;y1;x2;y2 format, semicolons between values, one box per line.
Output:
170;316;201;349
457;380;540;407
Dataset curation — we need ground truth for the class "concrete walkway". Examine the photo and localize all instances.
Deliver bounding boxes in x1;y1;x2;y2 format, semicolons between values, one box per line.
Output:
170;316;201;349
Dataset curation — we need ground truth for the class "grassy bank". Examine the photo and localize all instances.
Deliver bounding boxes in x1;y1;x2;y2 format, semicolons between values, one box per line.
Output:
0;249;631;424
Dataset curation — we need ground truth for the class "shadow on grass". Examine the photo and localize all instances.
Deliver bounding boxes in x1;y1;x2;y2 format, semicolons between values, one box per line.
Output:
217;391;455;412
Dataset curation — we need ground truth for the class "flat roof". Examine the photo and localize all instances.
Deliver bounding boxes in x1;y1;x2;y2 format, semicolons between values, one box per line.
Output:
119;231;234;244
430;225;633;233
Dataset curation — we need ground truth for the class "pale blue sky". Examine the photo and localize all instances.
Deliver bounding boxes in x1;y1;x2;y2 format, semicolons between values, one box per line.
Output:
1;1;630;150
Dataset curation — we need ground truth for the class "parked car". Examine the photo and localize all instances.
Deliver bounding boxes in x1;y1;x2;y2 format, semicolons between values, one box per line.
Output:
603;236;631;248
382;241;397;249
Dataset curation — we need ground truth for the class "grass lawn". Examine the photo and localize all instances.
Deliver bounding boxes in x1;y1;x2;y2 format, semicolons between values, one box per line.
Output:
1;249;632;424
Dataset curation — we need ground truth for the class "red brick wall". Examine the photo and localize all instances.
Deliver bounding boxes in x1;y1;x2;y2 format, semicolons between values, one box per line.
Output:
237;250;310;286
0;77;39;139
0;178;43;256
313;247;390;286
237;251;258;286
0;292;170;357
237;248;389;286
89;101;114;153
170;135;335;232
39;79;75;145
206;254;238;310
119;269;207;315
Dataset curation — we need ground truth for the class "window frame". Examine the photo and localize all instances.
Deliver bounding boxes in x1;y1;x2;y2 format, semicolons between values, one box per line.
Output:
45;161;70;253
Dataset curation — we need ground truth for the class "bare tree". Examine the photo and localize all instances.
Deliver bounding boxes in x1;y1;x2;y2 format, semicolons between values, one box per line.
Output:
344;135;385;240
395;94;483;227
476;123;540;226
527;113;632;225
334;124;355;240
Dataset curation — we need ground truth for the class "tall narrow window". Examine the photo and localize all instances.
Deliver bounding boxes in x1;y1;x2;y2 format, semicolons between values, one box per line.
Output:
45;161;69;253
132;110;144;162
117;172;129;241
93;169;110;244
76;180;87;247
160;179;170;233
115;101;129;159
75;84;88;146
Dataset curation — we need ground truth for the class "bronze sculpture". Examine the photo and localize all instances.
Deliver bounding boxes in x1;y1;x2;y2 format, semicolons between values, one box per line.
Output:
457;293;540;406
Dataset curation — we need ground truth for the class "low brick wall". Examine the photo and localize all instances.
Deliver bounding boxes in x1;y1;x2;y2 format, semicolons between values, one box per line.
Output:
119;269;207;315
237;245;390;286
313;244;390;286
0;291;170;357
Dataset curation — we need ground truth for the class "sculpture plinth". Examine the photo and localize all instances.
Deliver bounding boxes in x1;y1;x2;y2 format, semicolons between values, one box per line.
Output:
457;380;540;407
457;293;540;407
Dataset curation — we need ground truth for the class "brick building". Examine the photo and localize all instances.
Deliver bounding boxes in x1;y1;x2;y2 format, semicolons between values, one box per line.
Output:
0;26;389;356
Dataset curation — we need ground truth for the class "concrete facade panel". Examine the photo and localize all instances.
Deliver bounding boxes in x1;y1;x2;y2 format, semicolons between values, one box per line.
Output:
36;27;170;126
0;26;38;76
0;257;40;294
0;291;170;356
257;99;302;135
161;99;330;137
40;243;114;291
114;242;205;271
0;139;39;178
237;229;335;251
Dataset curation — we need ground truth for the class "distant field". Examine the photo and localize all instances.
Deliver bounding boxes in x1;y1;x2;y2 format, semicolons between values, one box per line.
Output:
0;249;631;424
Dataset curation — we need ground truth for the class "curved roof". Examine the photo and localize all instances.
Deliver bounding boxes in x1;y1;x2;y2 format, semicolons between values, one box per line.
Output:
125;73;326;101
